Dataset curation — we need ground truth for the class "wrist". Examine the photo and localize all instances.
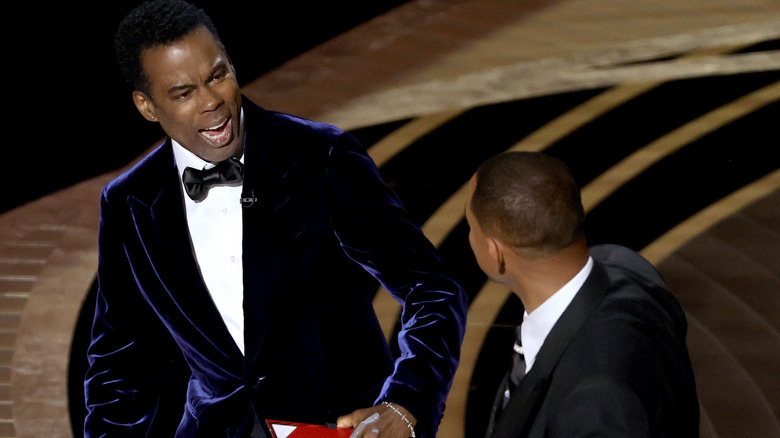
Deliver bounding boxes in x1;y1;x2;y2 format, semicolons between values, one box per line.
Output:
382;401;416;437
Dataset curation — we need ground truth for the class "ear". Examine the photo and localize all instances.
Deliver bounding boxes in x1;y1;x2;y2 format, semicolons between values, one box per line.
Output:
132;90;158;122
486;236;506;275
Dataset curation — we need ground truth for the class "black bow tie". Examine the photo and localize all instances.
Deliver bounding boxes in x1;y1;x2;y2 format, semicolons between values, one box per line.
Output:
182;157;244;201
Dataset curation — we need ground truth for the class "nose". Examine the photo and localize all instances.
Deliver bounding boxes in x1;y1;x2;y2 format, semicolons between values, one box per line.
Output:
200;86;224;113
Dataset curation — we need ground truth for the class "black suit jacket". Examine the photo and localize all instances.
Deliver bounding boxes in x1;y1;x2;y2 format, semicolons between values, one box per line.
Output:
84;98;467;437
487;244;699;437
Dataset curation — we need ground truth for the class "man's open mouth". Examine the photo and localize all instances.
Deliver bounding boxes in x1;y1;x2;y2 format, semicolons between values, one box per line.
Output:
199;118;232;144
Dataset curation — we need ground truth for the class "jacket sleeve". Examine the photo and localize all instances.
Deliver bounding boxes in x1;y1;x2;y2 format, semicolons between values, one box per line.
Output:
324;132;468;437
83;186;169;437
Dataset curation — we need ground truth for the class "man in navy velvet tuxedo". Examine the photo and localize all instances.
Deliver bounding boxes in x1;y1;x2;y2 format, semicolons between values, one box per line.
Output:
465;152;699;437
83;1;467;437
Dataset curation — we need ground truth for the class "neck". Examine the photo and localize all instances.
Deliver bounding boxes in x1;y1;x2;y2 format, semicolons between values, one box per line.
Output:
503;241;590;313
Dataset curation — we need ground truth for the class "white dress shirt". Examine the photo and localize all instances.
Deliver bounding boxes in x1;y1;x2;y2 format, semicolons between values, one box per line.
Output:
521;256;593;372
172;141;245;355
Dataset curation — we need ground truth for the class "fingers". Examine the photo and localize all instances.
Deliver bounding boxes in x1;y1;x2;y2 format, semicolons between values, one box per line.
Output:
341;403;417;437
349;412;380;438
336;413;358;429
338;407;378;428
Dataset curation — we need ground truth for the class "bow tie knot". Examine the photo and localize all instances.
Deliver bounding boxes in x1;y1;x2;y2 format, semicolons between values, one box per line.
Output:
182;157;244;201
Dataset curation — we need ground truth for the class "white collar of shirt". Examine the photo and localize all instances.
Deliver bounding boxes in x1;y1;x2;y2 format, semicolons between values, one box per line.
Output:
521;255;593;372
172;139;217;182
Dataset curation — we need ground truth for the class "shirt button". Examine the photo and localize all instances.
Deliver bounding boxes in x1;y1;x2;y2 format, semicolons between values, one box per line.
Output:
230;256;236;263
221;207;228;214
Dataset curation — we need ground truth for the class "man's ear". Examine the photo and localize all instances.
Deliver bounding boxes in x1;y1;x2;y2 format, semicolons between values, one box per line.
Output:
132;90;158;122
486;236;506;275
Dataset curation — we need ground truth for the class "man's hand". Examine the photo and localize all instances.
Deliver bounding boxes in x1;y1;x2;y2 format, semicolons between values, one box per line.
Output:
337;402;417;438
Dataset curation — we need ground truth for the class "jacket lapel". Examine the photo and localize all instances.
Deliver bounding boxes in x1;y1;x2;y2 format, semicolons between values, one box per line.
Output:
491;260;610;438
239;100;312;365
127;142;242;358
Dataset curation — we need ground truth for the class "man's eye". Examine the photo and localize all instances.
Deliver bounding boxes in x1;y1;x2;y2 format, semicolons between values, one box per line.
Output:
177;89;192;99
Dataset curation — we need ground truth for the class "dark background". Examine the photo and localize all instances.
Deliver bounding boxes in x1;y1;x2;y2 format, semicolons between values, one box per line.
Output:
9;0;408;215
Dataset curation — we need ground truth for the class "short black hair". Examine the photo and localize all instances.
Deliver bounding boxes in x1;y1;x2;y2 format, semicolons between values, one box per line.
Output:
115;0;224;95
471;151;585;253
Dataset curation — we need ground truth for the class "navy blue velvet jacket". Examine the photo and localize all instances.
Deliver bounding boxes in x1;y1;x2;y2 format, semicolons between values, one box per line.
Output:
84;98;468;437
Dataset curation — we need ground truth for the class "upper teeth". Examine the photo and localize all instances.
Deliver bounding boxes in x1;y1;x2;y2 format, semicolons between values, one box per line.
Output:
206;120;226;130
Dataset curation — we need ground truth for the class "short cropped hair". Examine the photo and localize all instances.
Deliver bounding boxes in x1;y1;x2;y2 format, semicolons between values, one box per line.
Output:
470;151;585;253
115;0;223;95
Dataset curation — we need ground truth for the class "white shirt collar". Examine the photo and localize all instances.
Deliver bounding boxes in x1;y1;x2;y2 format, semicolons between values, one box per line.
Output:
521;255;593;372
172;139;210;176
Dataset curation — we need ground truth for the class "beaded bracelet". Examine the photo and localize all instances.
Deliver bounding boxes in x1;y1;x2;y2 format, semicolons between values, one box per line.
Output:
381;401;416;437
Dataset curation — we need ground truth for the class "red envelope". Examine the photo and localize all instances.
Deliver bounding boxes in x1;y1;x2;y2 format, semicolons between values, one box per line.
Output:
265;419;353;438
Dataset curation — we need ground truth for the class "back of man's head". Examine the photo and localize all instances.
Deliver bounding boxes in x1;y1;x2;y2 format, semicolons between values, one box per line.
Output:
471;151;585;254
115;0;223;94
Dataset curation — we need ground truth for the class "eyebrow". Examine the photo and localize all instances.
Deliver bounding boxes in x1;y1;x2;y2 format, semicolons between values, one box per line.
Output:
167;83;195;96
208;61;228;80
165;61;229;96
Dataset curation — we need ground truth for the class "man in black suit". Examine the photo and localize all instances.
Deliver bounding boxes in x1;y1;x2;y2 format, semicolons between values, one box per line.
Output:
465;151;699;437
83;1;467;437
